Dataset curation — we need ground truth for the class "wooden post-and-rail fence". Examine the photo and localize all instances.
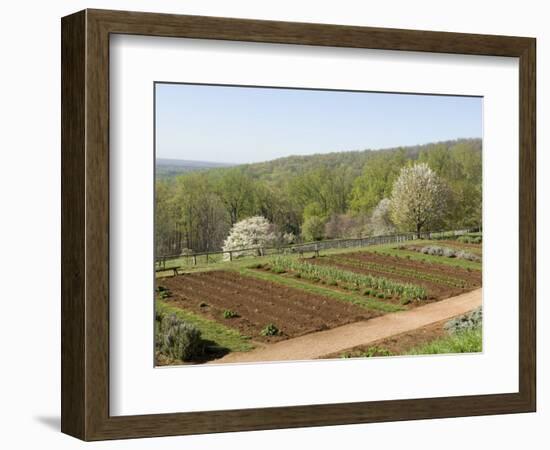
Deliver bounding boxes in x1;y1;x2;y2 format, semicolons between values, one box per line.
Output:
155;228;479;273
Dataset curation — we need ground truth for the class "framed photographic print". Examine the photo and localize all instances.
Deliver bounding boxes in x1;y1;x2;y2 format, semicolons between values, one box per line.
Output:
61;9;536;441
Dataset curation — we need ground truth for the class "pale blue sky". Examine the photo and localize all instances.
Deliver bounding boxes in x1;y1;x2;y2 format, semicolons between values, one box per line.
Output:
155;83;482;164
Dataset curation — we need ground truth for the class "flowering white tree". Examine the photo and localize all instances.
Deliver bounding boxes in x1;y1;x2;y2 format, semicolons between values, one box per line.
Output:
390;163;449;237
370;198;396;236
222;216;291;259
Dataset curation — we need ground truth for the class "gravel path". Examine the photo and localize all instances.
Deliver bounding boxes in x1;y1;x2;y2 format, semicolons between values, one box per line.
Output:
211;288;482;364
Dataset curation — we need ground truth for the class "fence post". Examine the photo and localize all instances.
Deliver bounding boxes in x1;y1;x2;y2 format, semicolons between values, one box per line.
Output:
193;255;197;265
229;251;233;262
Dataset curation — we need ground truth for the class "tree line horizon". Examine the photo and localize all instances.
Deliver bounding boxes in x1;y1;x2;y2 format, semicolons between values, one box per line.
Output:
155;138;482;256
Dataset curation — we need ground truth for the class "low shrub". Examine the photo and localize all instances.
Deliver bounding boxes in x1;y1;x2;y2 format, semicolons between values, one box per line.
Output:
222;309;239;319
455;250;481;262
419;246;480;262
155;307;166;322
260;323;280;336
363;346;393;357
156;286;172;300
442;247;456;258
445;307;483;334
420;245;444;256
156;313;205;361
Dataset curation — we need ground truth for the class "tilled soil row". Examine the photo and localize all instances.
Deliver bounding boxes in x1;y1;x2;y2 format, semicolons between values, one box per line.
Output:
191;271;352;324
160;271;375;342
326;255;470;287
345;251;482;284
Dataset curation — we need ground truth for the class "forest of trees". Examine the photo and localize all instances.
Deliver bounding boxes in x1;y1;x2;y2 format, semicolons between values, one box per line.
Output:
155;138;482;256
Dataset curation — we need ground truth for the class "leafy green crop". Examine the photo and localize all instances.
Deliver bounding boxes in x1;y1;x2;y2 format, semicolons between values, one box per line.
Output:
268;256;426;300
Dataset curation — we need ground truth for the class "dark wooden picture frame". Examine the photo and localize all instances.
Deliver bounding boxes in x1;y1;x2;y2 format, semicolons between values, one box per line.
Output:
61;9;536;441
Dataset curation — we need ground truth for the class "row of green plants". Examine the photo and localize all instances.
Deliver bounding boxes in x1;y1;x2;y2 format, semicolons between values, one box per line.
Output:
268;256;426;300
327;255;469;288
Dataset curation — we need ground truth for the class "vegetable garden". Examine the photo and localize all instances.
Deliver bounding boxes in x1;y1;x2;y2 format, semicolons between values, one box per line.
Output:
155;237;482;365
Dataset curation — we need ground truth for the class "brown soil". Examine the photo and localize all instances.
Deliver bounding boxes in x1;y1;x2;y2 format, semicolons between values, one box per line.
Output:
306;251;481;302
213;289;482;364
346;251;481;281
159;271;378;343
323;320;448;358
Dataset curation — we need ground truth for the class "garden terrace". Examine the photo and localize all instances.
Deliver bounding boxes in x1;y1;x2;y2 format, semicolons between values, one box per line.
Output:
158;271;379;343
305;250;481;302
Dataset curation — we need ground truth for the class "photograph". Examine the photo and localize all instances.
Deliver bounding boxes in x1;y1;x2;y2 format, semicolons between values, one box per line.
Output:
153;82;483;366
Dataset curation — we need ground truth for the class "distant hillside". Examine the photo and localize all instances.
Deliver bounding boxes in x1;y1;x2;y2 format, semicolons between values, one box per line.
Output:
238;138;482;183
157;138;481;181
156;158;235;178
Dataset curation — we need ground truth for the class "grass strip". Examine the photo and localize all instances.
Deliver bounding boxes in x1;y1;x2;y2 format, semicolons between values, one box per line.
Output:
237;267;404;313
156;300;254;353
406;327;482;355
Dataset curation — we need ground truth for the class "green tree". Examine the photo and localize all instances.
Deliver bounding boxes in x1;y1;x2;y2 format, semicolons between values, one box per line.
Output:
253;182;301;235
155;179;179;255
301;215;327;241
419;142;482;228
290;166;353;217
349;150;407;214
172;173;229;252
216;168;255;225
